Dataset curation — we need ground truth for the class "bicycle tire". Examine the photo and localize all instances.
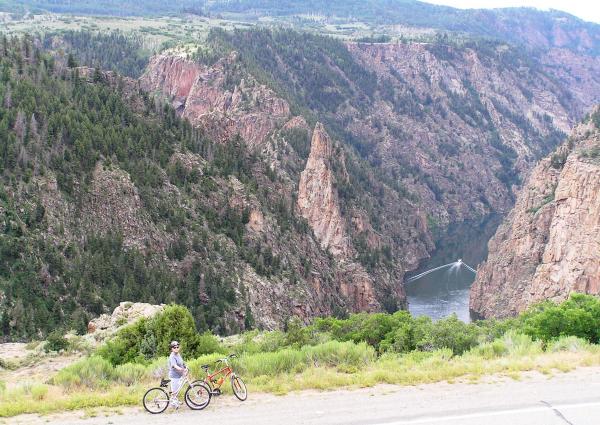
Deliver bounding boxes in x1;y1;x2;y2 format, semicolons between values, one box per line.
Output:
231;376;247;401
143;387;169;414
185;381;212;410
191;378;213;391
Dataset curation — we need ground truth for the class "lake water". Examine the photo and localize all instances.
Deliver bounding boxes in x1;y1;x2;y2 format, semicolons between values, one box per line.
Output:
405;214;502;322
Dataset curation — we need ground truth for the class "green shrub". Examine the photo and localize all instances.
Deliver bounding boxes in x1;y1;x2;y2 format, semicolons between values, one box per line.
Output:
97;305;224;365
195;332;223;356
382;322;415;353
115;363;148;386
314;310;414;351
502;331;543;356
52;356;115;390
467;338;508;359
239;349;306;376
418;314;481;355
258;331;291;352
44;331;69;353
29;384;49;401
521;293;600;343
284;317;313;348
302;341;375;368
547;336;591;353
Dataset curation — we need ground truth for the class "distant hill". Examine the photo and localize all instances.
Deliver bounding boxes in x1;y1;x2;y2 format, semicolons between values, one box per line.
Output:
5;1;598;55
207;0;600;55
0;0;204;17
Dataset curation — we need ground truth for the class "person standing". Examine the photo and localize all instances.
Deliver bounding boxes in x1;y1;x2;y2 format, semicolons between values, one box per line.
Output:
168;340;187;407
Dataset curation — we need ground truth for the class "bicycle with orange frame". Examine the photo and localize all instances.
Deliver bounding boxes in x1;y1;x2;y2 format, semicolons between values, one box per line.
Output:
196;354;247;401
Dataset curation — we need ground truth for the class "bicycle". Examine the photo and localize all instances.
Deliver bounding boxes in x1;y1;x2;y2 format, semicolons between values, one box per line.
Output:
143;369;212;414
197;354;247;401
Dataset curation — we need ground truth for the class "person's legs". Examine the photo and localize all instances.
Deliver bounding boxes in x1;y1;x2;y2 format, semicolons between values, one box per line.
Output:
170;378;182;406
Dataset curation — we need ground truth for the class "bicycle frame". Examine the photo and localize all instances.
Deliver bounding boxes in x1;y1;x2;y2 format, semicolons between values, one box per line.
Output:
206;364;233;389
169;372;195;399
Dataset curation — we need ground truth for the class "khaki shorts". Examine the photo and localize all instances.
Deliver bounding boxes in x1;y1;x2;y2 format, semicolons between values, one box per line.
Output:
170;377;183;394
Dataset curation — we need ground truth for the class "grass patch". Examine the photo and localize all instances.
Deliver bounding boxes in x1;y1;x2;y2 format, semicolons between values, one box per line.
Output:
5;295;600;417
3;337;600;417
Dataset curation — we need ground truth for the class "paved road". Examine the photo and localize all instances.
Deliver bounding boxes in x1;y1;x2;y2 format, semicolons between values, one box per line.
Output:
11;367;600;425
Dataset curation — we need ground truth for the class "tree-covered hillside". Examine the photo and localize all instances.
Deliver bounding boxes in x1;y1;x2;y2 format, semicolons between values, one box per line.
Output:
0;34;289;339
1;32;411;341
43;31;152;79
0;0;204;16
208;0;600;55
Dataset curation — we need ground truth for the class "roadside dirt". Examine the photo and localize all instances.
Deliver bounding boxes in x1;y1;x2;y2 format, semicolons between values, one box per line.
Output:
0;343;82;389
6;367;600;425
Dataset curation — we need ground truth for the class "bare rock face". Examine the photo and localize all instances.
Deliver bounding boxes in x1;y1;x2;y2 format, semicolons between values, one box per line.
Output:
81;163;165;252
470;117;600;318
297;123;380;312
337;262;379;311
297;123;352;257
141;53;290;148
283;116;310;132
346;41;586;227
87;302;165;339
542;49;600;111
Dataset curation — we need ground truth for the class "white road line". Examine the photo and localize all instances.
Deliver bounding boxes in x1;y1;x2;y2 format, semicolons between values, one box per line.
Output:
372;400;600;424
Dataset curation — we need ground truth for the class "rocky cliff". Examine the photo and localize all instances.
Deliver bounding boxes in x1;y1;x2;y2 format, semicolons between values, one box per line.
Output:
138;30;600;323
470;113;600;318
297;123;351;257
141;48;432;317
141;53;290;149
346;40;584;225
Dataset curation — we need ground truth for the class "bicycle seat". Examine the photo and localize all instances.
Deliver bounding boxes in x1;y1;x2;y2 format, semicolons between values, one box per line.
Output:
160;378;170;387
201;364;210;370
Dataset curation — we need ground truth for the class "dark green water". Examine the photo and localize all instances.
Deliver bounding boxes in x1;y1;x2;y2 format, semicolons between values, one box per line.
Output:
405;214;502;322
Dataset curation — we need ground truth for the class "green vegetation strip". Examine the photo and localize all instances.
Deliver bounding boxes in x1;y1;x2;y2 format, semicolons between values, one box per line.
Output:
3;294;600;417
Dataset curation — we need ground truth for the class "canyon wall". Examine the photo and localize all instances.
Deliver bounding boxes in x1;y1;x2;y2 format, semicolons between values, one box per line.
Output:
470;115;600;318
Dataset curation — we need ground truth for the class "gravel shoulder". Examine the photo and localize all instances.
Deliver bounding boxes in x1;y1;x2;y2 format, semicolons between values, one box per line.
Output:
7;366;600;425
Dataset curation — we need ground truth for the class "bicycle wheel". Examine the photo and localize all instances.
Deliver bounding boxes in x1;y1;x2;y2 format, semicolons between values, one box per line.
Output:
185;381;211;410
191;379;213;391
143;387;169;414
231;376;247;401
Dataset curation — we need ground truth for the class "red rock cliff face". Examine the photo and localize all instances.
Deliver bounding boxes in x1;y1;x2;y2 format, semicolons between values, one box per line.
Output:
141;53;290;149
297;123;381;312
297;123;352;257
470;117;600;318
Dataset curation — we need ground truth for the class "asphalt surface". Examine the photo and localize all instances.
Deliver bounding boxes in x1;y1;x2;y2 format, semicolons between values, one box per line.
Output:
9;366;600;425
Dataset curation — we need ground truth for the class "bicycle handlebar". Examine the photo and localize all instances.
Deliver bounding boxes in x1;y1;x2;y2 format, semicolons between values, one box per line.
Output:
215;354;237;365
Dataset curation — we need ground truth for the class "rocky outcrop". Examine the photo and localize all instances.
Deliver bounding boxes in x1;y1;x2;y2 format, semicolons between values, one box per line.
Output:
297;123;351;256
81;163;165;252
470;117;600;318
296;123;382;312
87;302;165;340
141;53;290;149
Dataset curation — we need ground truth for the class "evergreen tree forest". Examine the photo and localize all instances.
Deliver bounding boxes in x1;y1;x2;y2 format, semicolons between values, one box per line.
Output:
43;30;152;79
0;34;274;340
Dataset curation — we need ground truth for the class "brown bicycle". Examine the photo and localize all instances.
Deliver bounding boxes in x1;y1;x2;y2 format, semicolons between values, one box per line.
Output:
196;354;247;401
